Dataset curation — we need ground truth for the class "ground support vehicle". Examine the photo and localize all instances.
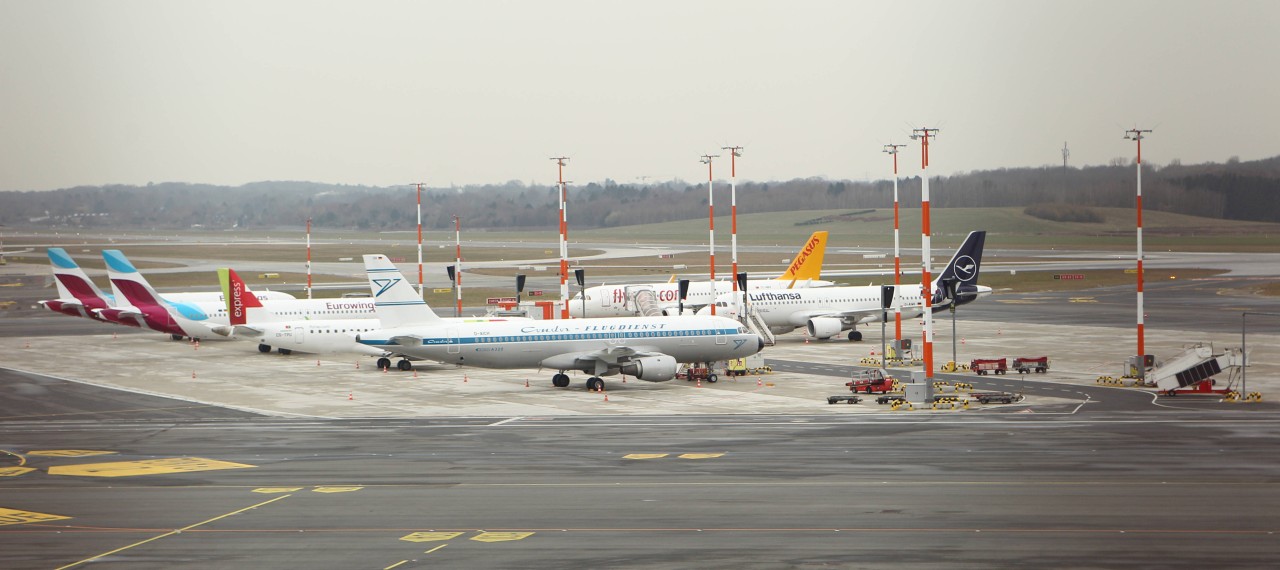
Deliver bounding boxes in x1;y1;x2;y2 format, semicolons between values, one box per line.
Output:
678;363;719;383
826;395;863;405
846;369;894;394
875;394;908;405
971;391;1018;404
971;358;1008;375
1013;356;1049;374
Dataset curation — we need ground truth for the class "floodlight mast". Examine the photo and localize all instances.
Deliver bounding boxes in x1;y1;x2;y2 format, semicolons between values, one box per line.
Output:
883;143;907;342
305;217;312;299
723;146;744;317
701;153;720;315
1124;128;1153;375
453;215;462;318
910;127;940;380
415;183;425;296
551;156;571;318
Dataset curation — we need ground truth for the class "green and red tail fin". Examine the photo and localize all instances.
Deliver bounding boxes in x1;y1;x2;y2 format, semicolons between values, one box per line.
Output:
218;268;264;326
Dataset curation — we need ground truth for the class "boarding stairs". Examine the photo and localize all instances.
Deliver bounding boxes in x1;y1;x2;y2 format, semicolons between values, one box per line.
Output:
625;286;665;317
1150;343;1246;393
740;303;776;346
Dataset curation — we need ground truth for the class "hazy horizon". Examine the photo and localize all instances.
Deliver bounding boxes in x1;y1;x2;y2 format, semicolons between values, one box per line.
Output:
3;1;1277;192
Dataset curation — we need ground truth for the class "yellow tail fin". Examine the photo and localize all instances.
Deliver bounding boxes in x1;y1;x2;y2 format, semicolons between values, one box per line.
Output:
777;231;827;282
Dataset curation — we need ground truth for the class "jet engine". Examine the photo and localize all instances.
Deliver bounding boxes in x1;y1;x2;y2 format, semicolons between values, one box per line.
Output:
619;355;679;382
806;317;845;340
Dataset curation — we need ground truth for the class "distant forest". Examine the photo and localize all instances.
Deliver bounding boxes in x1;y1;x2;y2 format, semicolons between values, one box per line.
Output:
2;156;1278;230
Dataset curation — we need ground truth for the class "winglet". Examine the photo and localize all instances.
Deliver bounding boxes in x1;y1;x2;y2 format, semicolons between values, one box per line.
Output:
776;231;827;282
219;268;263;326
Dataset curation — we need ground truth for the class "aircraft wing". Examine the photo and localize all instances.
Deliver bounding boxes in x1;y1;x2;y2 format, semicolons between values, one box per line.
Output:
785;308;883;326
540;344;664;375
389;334;424;347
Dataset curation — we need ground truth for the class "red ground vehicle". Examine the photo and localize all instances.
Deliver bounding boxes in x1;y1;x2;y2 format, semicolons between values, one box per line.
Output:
846;369;893;394
970;358;1008;375
1012;356;1049;374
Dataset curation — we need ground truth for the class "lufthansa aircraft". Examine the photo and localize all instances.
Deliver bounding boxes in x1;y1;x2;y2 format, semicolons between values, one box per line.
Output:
568;231;834;318
699;231;991;341
356;254;764;391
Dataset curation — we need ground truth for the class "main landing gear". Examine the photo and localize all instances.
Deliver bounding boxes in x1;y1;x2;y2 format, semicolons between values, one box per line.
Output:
376;357;415;371
551;372;604;391
848;330;863;342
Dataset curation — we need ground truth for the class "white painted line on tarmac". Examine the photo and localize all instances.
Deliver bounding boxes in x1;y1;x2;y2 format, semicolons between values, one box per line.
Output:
488;416;524;426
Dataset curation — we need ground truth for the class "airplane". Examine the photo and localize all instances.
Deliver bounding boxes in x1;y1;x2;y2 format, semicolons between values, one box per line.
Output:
699;231;991;341
101;250;371;342
209;267;527;368
568;230;835;318
356;254;764;391
38;247;292;327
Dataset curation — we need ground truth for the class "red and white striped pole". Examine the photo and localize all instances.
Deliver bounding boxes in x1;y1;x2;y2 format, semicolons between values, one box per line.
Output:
453;214;462;318
305;217;312;299
884;143;906;342
723;147;743;308
416;183;424;296
701;154;719;315
912;127;939;380
551;157;570;319
1125;128;1152;376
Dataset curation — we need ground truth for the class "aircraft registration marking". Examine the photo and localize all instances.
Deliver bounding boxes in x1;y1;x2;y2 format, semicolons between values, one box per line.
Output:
0;507;70;526
401;531;465;542
624;453;669;460
313;486;363;493
471;532;534;543
47;457;255;477
27;450;116;458
0;467;36;477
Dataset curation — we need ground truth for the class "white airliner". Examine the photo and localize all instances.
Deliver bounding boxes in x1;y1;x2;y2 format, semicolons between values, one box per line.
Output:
356;254;764;391
38;247;292;327
210;267;528;369
100;250;373;341
700;231;991;341
568;230;834;318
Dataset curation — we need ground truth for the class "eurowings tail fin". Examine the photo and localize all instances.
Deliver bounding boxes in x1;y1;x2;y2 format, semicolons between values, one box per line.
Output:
364;254;442;328
931;231;987;305
218;268;265;326
47;247;113;308
102;250;167;307
776;231;827;282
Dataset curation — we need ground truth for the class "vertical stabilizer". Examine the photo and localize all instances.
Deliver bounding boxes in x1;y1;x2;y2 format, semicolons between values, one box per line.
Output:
931;231;987;305
776;231;827;282
219;268;264;326
364;254;441;328
47;248;113;308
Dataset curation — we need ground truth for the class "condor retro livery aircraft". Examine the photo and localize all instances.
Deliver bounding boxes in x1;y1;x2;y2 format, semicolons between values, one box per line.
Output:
700;231;991;341
356;254;763;391
212;267;526;369
568;231;834;318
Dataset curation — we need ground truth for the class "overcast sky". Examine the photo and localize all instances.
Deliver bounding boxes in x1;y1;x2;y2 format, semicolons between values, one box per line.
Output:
2;1;1277;191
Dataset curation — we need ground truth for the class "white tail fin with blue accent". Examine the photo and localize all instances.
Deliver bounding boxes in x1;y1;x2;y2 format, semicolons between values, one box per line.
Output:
364;254;441;328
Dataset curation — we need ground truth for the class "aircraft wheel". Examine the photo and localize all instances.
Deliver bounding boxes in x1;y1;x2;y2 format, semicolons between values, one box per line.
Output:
397;359;413;371
377;357;392;370
707;374;718;383
552;373;570;388
586;377;605;392
848;330;863;342
171;334;185;341
258;344;272;353
278;348;293;355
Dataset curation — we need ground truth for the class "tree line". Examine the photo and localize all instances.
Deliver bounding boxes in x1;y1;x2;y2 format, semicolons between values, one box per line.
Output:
2;156;1277;230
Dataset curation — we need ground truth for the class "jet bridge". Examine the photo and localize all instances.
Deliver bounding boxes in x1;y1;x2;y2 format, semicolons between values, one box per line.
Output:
624;286;665;317
1150;343;1246;394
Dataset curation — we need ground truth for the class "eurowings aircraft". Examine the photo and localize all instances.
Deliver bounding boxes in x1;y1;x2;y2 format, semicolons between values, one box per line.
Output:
699;231;991;341
101;250;367;341
568;231;835;318
39;247;291;327
356;254;764;391
210;267;525;369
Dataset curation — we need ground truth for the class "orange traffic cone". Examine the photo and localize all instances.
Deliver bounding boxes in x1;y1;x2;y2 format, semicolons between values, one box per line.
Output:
525;378;530;388
604;392;609;402
112;332;117;340
24;341;30;349
696;379;702;388
191;370;196;379
757;377;763;387
348;392;354;401
413;370;418;379
317;359;321;366
382;365;388;374
355;361;360;369
961;337;966;344
464;374;469;383
870;348;876;355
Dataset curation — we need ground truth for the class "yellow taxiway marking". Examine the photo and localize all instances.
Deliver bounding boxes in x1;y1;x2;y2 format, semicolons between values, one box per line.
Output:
623;453;669;460
48;457;255;478
253;487;304;494
401;531;465;542
471;531;534;543
0;448;27;466
1068;297;1097;303
384;561;409;570
679;453;725;460
0;467;36;477
424;544;449;554
54;494;290;570
0;507;70;526
27;450;116;458
312;486;363;493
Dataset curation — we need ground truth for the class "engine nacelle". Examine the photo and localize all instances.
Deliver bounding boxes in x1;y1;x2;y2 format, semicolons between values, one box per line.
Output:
619;355;679;382
806;317;845;340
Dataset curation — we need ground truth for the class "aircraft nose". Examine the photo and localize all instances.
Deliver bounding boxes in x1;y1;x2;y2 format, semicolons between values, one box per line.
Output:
758;336;765;352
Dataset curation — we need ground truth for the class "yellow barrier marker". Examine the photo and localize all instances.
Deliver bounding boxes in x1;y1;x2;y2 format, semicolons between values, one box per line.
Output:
313;486;363;493
623;453;669;460
678;453;725;460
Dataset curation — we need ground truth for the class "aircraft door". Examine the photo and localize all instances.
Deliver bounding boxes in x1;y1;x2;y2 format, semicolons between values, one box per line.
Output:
716;326;727;345
447;327;460;354
295;326;306;344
